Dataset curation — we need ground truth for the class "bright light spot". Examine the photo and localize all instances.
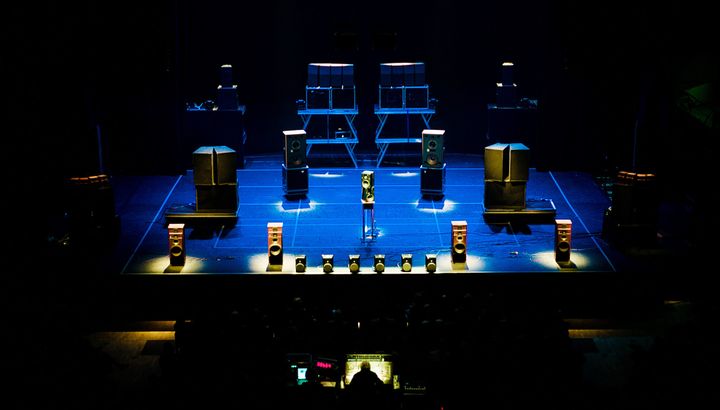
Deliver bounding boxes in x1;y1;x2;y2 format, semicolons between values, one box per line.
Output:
434;253;484;272
414;199;457;213
311;172;344;178
391;171;418;178
275;200;317;213
532;251;590;270
137;255;206;274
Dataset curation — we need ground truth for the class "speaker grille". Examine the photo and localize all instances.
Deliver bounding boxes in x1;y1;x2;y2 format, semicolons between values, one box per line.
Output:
451;221;468;263
422;130;445;168
361;171;375;203
284;130;307;168
267;222;283;265
168;223;186;266
555;219;572;263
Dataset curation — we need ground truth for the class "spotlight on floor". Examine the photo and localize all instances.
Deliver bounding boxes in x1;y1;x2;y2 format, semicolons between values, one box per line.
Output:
425;254;437;273
349;255;360;273
374;254;385;273
401;254;413;272
322;254;334;273
295;255;307;273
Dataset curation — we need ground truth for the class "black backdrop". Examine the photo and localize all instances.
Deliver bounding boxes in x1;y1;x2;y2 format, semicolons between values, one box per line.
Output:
10;0;717;177
5;1;719;256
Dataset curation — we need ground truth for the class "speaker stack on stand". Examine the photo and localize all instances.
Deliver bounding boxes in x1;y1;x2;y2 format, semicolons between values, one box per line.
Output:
282;130;309;197
420;129;446;197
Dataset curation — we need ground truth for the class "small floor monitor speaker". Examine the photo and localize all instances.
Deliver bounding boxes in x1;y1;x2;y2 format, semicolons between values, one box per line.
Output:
168;223;186;266
451;221;467;263
374;255;385;273
284;130;307;168
555;219;572;264
322;254;334;273
422;129;445;168
267;222;283;266
361;170;375;203
295;255;307;273
349;255;360;273
401;254;413;272
425;254;437;273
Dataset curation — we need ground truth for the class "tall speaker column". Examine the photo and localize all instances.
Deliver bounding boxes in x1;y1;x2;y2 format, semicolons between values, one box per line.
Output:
554;219;572;267
282;130;309;197
420;129;446;197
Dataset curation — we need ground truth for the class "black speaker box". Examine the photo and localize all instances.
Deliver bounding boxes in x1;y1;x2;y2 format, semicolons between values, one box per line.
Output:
421;164;446;196
220;64;234;88
413;62;426;86
307;64;319;87
484;143;510;182
284;130;307;169
500;62;514;86
484;181;526;210
496;84;518;107
406;87;429;108
508;143;530;182
342;64;354;87
193;146;237;186
380;87;403;109
390;65;404;86
306;88;330;109
217;85;239;111
282;164;309;196
195;184;238;212
330;66;343;87
332;88;355;109
380;64;392;86
484;143;529;182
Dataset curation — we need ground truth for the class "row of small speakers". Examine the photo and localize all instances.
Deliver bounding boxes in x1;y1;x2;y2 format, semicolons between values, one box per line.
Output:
169;219;572;269
294;254;437;274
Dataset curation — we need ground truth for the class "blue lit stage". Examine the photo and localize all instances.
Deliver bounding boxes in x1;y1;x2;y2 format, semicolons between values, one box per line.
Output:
119;157;616;276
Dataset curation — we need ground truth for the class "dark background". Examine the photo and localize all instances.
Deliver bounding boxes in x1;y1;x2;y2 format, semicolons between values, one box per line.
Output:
4;0;718;267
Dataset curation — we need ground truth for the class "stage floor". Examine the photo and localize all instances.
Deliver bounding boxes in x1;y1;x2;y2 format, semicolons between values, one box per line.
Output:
117;156;617;275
